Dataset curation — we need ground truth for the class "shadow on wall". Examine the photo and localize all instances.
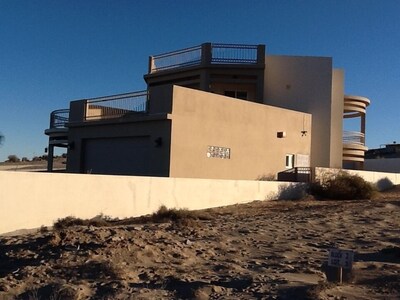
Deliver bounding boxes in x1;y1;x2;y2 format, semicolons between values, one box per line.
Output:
276;183;308;200
375;177;394;191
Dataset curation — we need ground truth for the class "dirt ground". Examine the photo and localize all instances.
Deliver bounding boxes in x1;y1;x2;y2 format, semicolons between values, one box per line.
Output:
0;187;399;299
0;158;66;172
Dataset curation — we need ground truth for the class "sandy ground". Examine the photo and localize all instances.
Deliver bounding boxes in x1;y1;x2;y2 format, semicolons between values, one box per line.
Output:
0;188;399;299
0;159;66;172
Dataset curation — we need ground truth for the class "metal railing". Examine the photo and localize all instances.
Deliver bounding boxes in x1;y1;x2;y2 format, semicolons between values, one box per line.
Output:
277;167;313;182
343;131;365;145
149;43;262;73
85;90;148;121
49;109;69;128
211;43;259;64
150;45;202;73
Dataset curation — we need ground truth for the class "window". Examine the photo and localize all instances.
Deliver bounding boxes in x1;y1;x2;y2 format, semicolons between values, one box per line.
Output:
224;91;236;98
236;91;247;100
285;154;294;169
224;90;248;100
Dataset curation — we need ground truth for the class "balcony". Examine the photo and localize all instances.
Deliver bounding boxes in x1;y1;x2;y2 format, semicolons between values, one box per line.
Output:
343;130;365;146
45;109;69;138
84;91;148;121
148;43;265;74
342;95;371;169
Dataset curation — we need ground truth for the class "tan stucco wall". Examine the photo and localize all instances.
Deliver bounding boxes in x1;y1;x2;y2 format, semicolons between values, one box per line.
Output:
330;69;344;167
168;86;312;180
264;55;343;168
0;171;304;234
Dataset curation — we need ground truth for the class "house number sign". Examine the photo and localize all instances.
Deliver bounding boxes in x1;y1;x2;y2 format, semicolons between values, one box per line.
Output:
207;146;230;159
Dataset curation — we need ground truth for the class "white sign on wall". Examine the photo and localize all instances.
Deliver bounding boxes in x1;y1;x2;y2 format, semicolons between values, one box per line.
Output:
295;154;310;167
207;146;231;159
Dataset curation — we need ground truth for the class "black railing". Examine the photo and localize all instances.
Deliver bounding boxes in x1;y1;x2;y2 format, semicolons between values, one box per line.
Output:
149;43;263;73
211;43;259;64
85;90;148;121
278;167;313;182
49;109;69;129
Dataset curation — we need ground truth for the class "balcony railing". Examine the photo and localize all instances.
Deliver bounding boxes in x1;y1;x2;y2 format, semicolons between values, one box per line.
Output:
343;131;365;145
149;45;202;73
49;109;69;129
211;43;259;64
149;43;263;73
85;90;148;121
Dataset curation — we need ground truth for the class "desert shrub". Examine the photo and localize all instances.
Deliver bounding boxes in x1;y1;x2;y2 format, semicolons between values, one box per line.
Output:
53;208;212;230
7;154;20;162
309;171;376;200
39;225;49;233
53;214;114;230
256;173;276;181
375;177;394;191
151;205;211;223
147;205;214;229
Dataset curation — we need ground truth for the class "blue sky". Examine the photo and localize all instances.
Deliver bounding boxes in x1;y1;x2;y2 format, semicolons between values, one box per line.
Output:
0;0;399;161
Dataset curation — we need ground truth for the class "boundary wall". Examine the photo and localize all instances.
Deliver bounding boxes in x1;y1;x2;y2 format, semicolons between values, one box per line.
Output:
0;171;304;235
365;158;400;173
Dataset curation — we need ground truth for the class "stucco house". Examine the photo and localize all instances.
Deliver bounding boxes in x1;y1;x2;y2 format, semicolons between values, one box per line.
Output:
364;143;400;173
45;43;370;180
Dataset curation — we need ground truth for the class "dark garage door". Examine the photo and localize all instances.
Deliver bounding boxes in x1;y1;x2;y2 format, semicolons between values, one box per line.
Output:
83;136;151;175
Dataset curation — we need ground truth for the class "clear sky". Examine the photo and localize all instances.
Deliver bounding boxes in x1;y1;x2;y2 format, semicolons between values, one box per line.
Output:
0;0;399;161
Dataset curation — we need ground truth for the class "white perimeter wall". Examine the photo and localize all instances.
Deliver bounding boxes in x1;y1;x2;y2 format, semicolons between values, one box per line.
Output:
0;171;304;235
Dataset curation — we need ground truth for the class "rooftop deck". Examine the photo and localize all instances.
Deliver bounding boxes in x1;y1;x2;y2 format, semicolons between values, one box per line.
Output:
148;43;265;74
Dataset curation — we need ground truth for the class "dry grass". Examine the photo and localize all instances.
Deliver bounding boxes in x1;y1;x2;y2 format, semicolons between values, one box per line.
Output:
53;206;213;230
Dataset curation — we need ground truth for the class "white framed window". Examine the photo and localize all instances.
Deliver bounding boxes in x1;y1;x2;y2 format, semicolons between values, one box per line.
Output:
285;154;295;169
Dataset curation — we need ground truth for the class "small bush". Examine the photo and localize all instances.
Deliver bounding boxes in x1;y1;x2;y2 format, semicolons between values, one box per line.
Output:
151;205;211;223
256;173;276;181
39;225;49;233
309;171;376;200
53;214;114;230
7;154;20;163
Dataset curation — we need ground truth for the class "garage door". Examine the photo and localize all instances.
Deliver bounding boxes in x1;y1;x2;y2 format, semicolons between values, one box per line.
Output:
83;136;151;175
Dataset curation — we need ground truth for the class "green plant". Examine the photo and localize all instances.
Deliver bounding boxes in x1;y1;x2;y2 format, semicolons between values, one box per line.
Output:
309;170;376;200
